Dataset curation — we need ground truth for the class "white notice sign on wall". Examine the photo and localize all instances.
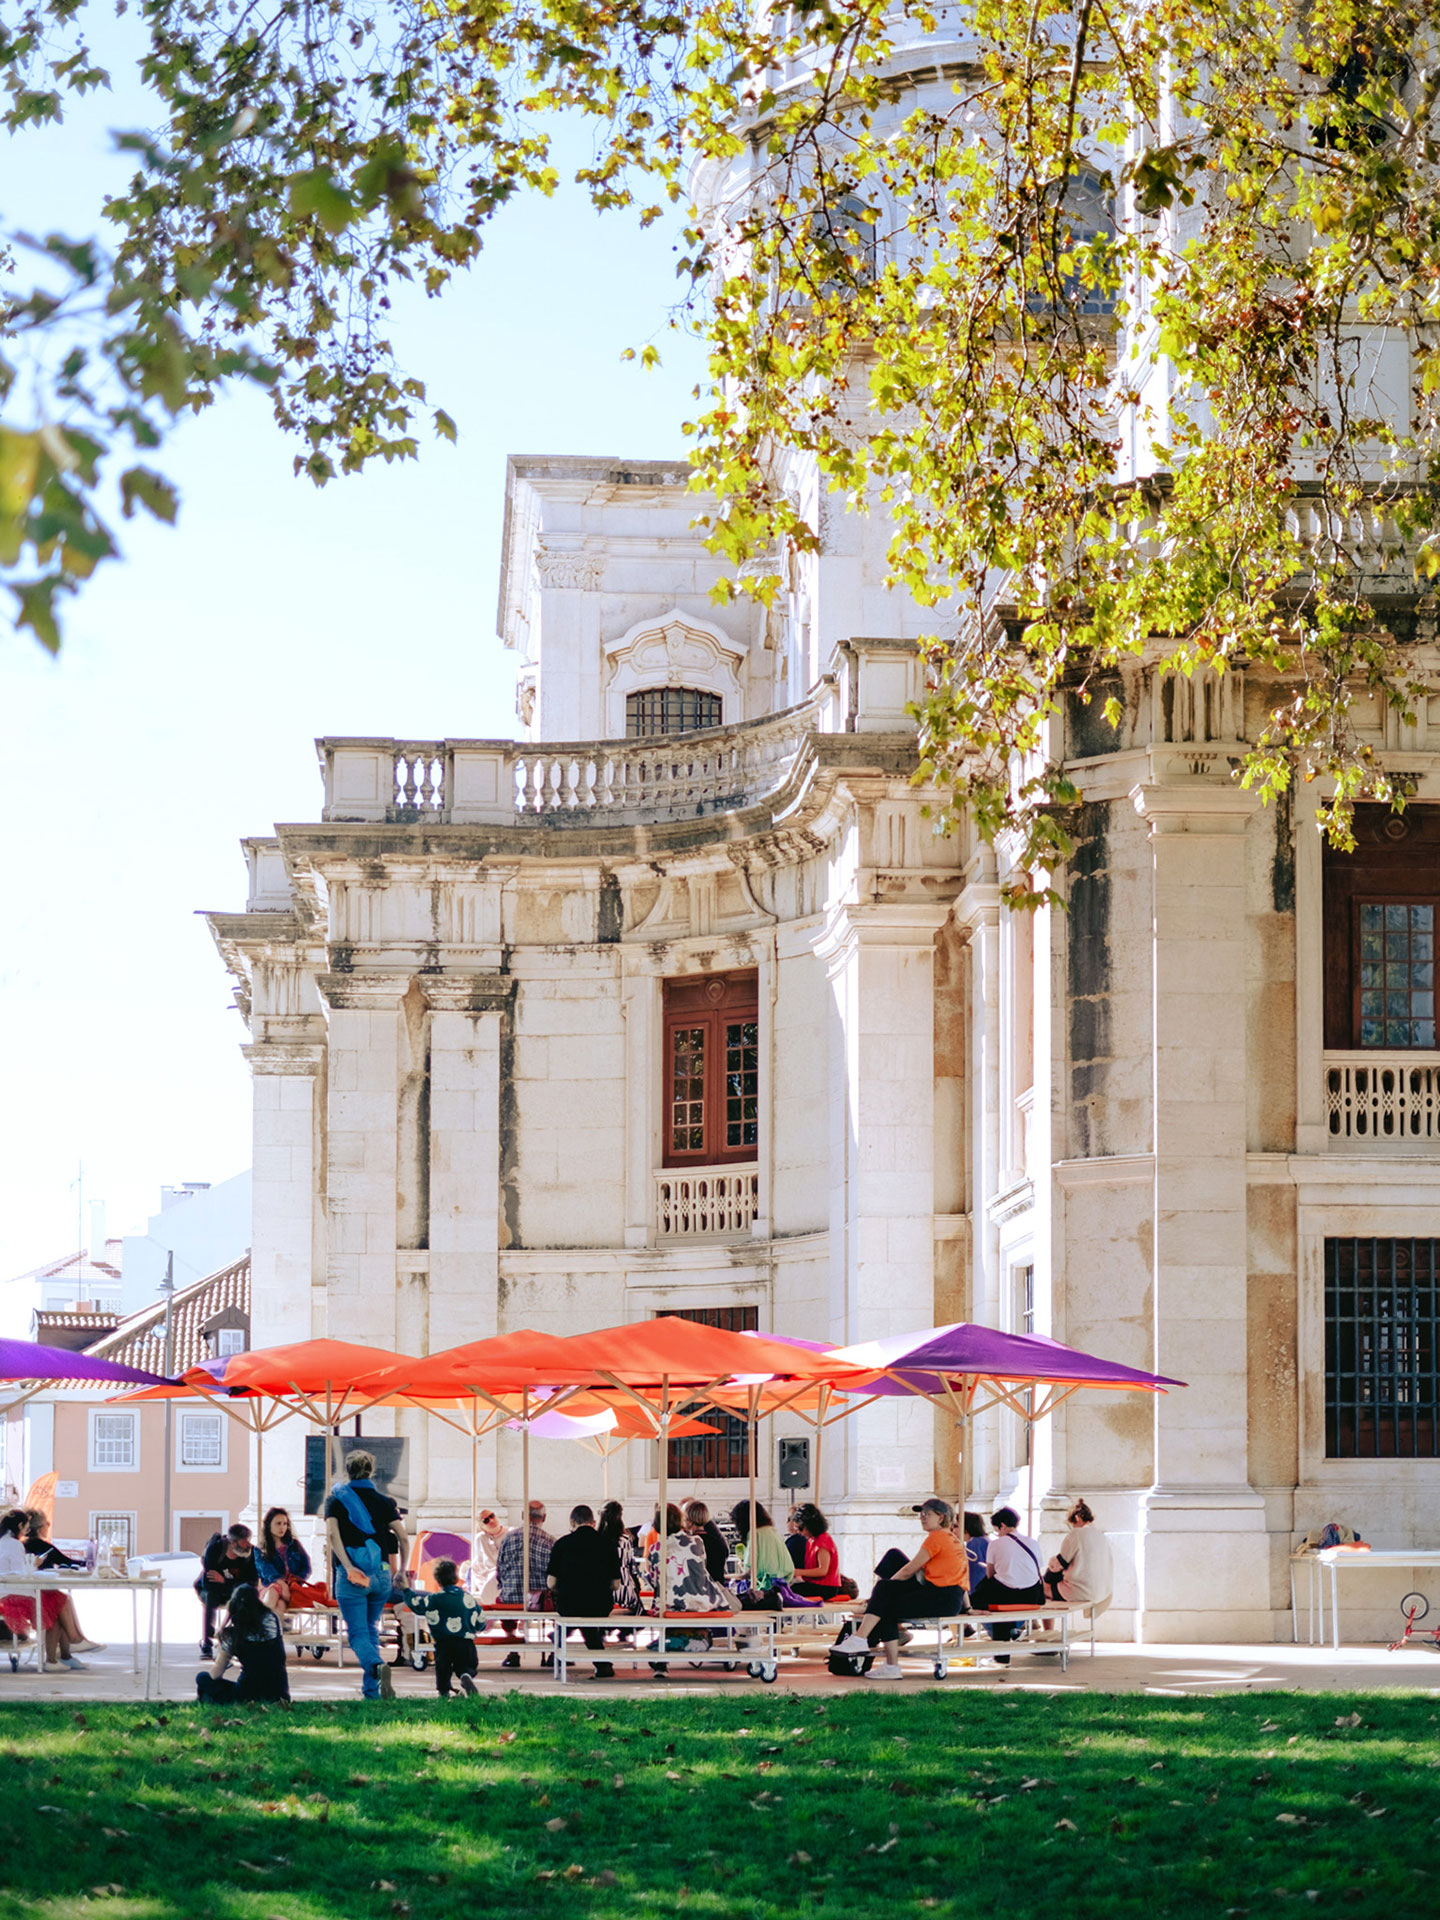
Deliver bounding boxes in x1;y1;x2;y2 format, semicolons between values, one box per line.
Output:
55;1481;79;1499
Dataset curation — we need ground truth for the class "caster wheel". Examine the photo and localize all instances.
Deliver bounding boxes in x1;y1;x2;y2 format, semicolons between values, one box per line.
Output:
933;1663;947;1680
310;1647;328;1662
746;1662;761;1679
761;1664;778;1684
723;1660;738;1672
411;1651;425;1671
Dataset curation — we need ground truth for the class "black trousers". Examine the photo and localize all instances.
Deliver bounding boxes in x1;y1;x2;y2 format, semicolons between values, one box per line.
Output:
970;1574;1045;1640
862;1575;962;1646
434;1637;478;1694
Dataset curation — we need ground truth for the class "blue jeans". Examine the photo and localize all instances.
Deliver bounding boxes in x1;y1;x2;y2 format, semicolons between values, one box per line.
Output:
335;1563;391;1696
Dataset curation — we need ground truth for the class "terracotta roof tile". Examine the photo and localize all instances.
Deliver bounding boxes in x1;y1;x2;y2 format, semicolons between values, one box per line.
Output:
83;1253;251;1377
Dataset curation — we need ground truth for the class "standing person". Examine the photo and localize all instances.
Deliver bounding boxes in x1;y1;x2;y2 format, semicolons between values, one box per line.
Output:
728;1501;792;1592
323;1450;407;1702
598;1501;641;1616
495;1500;555;1670
832;1497;967;1678
547;1505;620;1679
194;1523;259;1658
1044;1499;1113;1611
196;1583;290;1703
469;1508;506;1603
395;1558;487;1696
256;1508;329;1614
683;1501;730;1583
970;1505;1045;1661
792;1504;843;1599
0;1508;89;1671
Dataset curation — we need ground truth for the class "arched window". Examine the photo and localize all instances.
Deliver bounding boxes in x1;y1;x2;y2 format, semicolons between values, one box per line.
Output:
626;687;724;738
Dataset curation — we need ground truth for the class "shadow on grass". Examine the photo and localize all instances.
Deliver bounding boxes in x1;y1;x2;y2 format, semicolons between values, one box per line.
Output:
0;1692;1437;1920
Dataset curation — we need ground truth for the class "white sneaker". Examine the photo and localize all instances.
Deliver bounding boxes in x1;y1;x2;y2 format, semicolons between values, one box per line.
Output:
70;1639;106;1654
833;1633;872;1654
867;1662;905;1679
61;1657;90;1671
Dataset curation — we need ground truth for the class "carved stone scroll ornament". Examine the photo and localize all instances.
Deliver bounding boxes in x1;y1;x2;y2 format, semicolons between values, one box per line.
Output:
533;544;605;592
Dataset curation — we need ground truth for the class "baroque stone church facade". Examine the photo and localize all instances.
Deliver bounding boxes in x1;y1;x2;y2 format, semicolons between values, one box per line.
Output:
207;441;1440;1644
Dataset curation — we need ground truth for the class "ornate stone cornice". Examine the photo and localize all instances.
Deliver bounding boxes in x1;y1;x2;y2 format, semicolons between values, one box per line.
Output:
418;973;515;1014
533;544;604;591
313;971;414;1011
242;1041;325;1078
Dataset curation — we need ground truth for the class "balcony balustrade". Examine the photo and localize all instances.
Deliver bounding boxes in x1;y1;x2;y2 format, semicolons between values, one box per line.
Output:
319;700;822;828
655;1166;760;1238
1324;1053;1440;1146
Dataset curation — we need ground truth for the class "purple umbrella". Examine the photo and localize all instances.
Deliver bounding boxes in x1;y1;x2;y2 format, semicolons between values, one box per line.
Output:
0;1338;174;1387
832;1322;1184;1395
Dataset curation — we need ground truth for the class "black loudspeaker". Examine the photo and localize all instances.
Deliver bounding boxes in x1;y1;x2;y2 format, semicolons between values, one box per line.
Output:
778;1437;810;1488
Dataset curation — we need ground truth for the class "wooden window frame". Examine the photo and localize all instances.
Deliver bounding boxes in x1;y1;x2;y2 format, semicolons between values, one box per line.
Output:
662;971;760;1169
1322;807;1440;1048
1350;895;1440;1050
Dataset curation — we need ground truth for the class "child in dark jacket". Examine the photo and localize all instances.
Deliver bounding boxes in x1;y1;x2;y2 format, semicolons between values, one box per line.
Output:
395;1559;487;1696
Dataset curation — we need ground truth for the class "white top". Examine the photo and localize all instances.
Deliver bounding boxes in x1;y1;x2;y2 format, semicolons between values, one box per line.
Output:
986;1530;1044;1591
1053;1524;1113;1606
0;1532;33;1602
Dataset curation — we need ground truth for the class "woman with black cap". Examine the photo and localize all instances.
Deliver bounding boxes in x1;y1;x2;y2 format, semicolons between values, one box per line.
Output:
832;1497;967;1678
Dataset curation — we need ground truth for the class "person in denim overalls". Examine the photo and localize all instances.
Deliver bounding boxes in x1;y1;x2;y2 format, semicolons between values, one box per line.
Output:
323;1450;406;1700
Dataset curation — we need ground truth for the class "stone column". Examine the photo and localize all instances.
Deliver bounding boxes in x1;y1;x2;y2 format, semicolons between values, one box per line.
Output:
955;873;1003;1500
1131;783;1271;1640
420;975;511;1527
242;1034;324;1531
821;900;949;1572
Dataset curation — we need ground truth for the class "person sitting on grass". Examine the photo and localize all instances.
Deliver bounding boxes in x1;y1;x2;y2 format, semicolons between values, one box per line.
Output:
195;1522;259;1659
196;1581;290;1704
547;1506;621;1679
396;1557;487;1696
969;1505;1046;1662
256;1507;330;1616
0;1507;91;1672
832;1497;968;1679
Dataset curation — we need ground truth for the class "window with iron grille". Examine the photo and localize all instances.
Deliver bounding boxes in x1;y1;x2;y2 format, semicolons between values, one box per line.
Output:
659;1306;758;1478
662;972;759;1168
626;687;723;737
91;1411;137;1470
89;1511;135;1559
1325;1237;1440;1457
179;1412;224;1469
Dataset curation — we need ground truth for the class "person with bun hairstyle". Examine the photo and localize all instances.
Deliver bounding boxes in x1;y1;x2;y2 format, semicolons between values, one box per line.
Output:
1044;1498;1113;1610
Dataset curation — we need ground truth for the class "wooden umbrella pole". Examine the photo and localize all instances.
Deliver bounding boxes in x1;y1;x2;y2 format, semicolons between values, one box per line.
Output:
256;1420;264;1534
813;1384;828;1505
521;1385;531;1608
747;1384;759;1590
470;1395;479;1571
657;1380;671;1618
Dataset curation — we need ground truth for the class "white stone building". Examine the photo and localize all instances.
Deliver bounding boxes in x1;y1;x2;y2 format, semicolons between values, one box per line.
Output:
204;28;1440;1644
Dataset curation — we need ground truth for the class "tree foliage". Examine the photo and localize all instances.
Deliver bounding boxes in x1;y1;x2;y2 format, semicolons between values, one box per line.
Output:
3;0;1438;871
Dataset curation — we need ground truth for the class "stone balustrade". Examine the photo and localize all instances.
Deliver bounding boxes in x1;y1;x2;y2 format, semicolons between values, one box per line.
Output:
655;1165;761;1237
1325;1053;1440;1145
318;699;823;827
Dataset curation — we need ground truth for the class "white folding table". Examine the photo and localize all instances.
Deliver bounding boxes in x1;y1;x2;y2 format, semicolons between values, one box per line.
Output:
2;1571;164;1695
1292;1547;1440;1650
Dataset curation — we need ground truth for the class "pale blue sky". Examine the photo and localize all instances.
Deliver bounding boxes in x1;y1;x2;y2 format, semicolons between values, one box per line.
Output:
0;33;708;1280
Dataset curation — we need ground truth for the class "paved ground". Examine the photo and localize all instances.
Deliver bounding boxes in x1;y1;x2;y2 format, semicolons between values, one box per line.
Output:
3;1591;1440;1703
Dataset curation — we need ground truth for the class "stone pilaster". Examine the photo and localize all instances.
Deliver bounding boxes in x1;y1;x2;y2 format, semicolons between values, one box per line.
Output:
819;900;949;1570
1131;782;1271;1640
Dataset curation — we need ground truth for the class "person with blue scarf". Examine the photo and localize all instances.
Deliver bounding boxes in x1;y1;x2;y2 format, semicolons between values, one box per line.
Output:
323;1450;407;1700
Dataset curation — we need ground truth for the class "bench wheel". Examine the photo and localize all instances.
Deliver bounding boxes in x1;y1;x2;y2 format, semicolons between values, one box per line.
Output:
761;1663;778;1684
723;1660;738;1671
1401;1591;1431;1624
411;1648;427;1671
746;1661;762;1679
309;1647;329;1661
933;1660;948;1679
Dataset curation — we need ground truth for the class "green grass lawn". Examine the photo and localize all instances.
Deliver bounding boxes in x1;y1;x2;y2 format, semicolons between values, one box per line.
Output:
0;1692;1437;1920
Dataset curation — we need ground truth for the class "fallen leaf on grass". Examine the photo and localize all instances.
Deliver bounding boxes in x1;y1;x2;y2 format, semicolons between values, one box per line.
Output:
100;1828;129;1840
1055;1819;1078;1832
562;1866;585;1882
545;1817;568;1833
1366;1808;1387;1819
788;1852;812;1867
375;1882;397;1893
1276;1814;1304;1825
1259;1721;1280;1734
612;1774;625;1789
594;1870;618;1888
1335;1712;1361;1729
37;1807;62;1815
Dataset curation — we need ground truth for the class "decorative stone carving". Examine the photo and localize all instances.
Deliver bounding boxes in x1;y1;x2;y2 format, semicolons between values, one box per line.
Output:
602;607;747;735
534;544;605;591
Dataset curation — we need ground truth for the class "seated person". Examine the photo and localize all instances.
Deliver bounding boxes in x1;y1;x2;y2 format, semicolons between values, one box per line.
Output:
785;1506;808;1569
962;1511;989;1598
0;1507;89;1671
23;1510;103;1653
495;1501;555;1669
683;1501;730;1583
793;1504;844;1599
396;1557;487;1696
1044;1498;1113;1611
256;1507;330;1614
651;1508;738;1614
195;1523;259;1658
547;1505;621;1679
727;1502;793;1593
833;1497;967;1678
196;1582;290;1703
969;1505;1045;1653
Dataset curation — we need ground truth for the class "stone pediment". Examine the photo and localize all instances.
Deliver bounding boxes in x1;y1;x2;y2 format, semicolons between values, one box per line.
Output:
603;609;747;735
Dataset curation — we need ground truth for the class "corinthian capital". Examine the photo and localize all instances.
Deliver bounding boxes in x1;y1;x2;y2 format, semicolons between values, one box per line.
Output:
534;543;604;591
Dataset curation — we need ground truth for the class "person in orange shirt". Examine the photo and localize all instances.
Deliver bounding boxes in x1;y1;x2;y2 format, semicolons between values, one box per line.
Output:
833;1497;967;1678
